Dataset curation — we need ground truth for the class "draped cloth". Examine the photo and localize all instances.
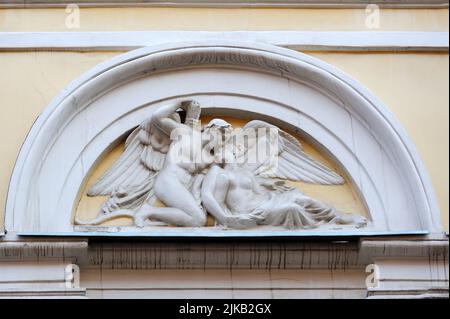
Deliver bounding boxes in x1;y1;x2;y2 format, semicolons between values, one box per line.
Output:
242;189;344;230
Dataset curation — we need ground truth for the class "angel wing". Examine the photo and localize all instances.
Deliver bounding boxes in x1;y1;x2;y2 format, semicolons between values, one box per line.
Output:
234;120;344;185
87;115;174;214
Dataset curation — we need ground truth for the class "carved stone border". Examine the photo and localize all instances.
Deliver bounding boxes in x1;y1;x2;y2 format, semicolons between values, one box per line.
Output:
4;40;443;235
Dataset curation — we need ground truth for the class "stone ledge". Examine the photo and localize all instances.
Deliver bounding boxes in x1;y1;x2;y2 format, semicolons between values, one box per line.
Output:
0;239;89;260
0;288;86;298
359;237;449;262
0;0;448;9
367;288;449;299
1;31;448;53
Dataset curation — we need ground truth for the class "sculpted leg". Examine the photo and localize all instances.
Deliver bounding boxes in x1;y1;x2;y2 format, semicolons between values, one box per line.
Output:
135;205;205;227
135;173;207;227
296;195;367;228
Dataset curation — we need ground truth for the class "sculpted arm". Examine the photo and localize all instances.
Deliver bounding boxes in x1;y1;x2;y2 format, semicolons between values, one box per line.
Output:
152;102;185;134
201;166;230;226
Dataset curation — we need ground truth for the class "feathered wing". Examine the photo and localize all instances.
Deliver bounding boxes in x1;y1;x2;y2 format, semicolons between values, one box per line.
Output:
234;120;344;185
87;117;171;213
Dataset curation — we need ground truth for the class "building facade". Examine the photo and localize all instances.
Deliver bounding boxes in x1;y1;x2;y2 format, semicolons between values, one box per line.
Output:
0;0;448;299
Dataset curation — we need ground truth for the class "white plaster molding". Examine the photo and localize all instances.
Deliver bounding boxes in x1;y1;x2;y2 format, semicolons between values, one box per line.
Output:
367;257;449;298
0;0;448;9
81;268;369;299
0;260;86;298
4;41;443;236
0;31;448;52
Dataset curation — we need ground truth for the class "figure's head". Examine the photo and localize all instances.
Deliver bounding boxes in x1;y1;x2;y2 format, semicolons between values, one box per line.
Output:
204;118;232;131
203;119;233;143
202;119;235;165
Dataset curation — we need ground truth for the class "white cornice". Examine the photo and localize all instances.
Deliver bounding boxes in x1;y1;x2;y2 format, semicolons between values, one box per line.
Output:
1;237;448;268
0;1;448;9
0;31;448;52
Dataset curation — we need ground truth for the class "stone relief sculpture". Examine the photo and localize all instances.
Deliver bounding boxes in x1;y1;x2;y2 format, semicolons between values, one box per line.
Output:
76;100;367;230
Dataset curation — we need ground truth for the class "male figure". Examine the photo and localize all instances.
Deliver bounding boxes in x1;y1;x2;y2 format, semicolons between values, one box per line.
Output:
135;100;214;227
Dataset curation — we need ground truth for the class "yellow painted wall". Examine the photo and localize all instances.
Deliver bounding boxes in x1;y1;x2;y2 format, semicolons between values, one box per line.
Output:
0;8;448;32
0;51;123;231
313;52;449;231
0;50;448;231
0;7;448;231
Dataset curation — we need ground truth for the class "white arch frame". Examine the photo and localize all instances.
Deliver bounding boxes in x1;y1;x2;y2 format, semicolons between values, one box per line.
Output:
4;41;442;236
